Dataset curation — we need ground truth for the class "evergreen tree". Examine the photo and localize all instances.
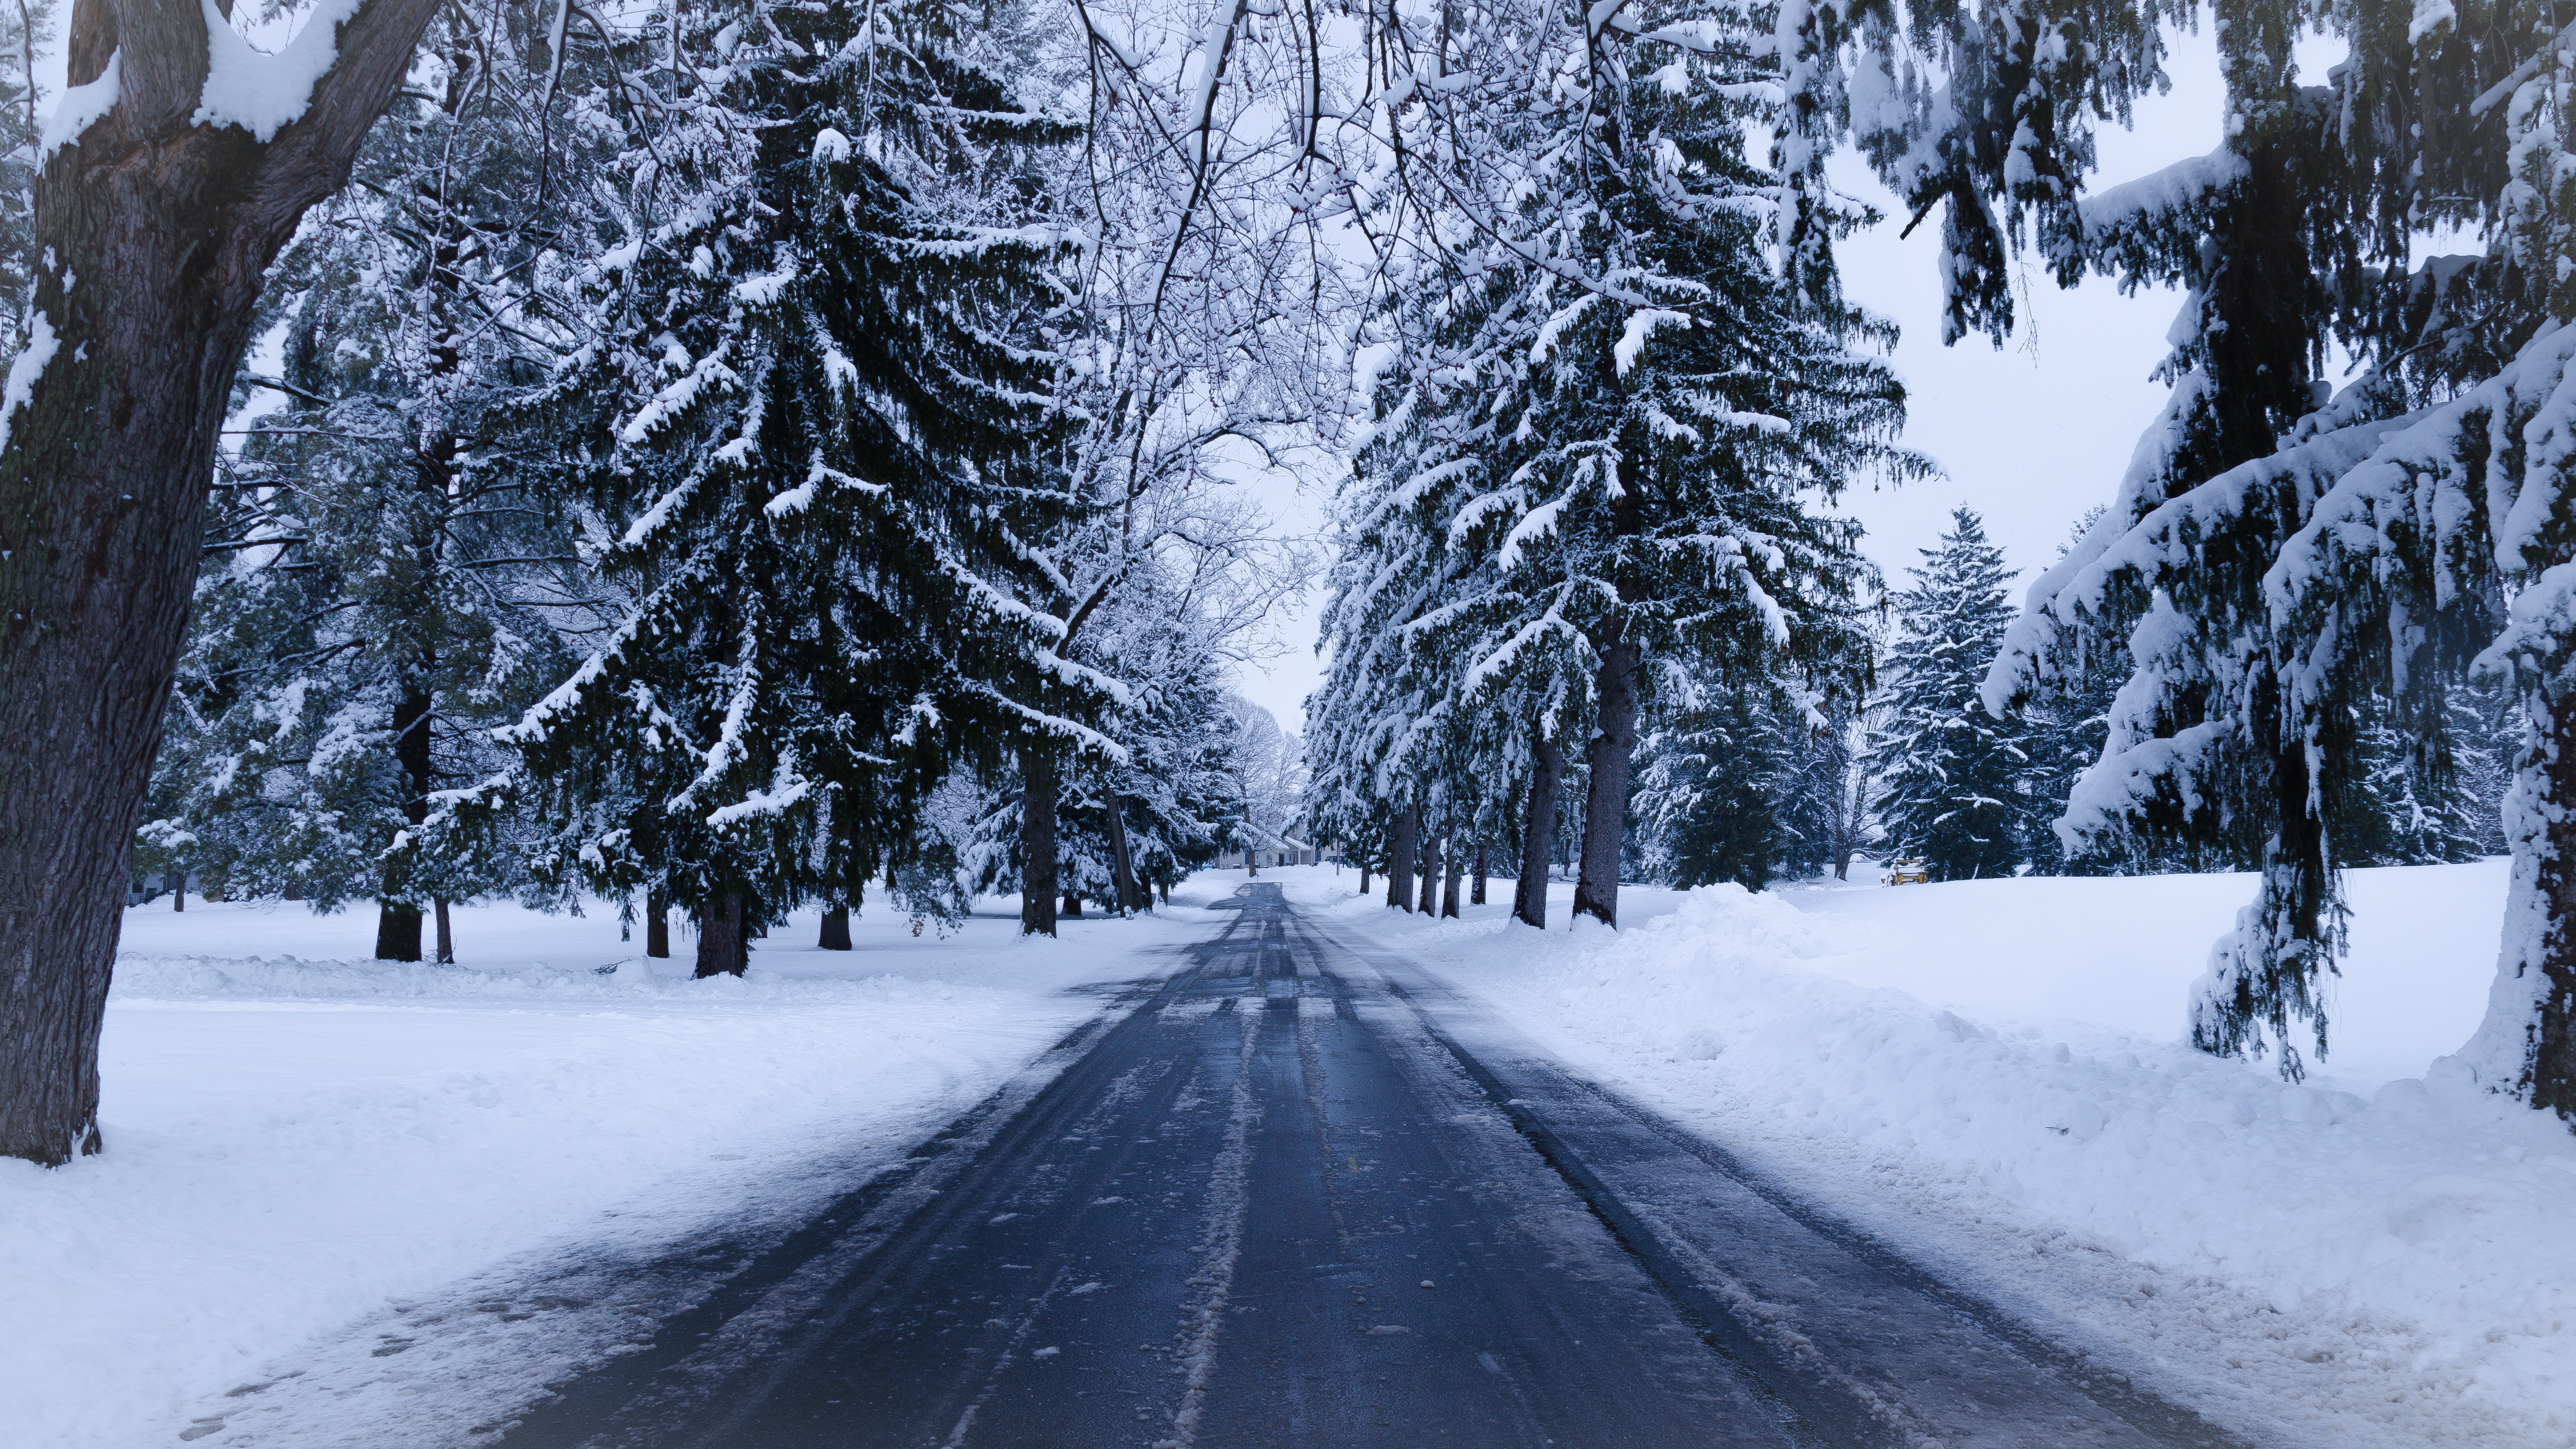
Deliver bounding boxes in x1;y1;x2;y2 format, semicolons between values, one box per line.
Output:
502;0;1095;973
138;5;608;960
1638;687;1805;890
1870;507;2026;881
1306;0;1920;931
1979;0;2576;1102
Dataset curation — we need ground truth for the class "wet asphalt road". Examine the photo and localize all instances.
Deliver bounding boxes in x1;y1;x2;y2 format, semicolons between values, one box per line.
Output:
490;883;2247;1449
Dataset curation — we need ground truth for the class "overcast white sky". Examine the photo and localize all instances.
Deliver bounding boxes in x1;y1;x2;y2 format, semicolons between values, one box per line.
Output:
1226;28;2283;733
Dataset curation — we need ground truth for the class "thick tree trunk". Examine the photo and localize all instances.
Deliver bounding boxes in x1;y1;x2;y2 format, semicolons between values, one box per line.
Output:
1105;800;1142;914
1572;636;1642;928
375;903;422;961
1442;833;1462;918
373;683;435;961
1020;745;1058;937
695;892;747;978
818;906;852;951
1386;807;1417;910
1514;740;1565;929
432;898;453;964
2479;680;2576;1119
646;886;670;959
1063;892;1083;918
0;0;453;1165
1472;842;1489;906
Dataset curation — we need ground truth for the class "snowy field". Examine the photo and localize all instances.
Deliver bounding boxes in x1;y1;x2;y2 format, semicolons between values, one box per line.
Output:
1;891;1222;1448
1289;859;2570;1448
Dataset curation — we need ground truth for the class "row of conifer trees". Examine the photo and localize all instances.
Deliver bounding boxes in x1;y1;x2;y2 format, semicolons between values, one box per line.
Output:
1303;0;2576;1113
123;0;1326;973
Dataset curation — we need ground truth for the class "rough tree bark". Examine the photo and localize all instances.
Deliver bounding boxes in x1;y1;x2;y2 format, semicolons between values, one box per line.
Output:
1020;744;1058;937
1472;842;1488;906
818;906;852;950
375;684;433;960
432;898;452;964
2521;685;2576;1116
1441;830;1462;918
1572;634;1641;928
645;886;670;959
1104;800;1142;914
0;0;447;1166
1385;806;1416;911
1514;739;1565;929
695;892;747;978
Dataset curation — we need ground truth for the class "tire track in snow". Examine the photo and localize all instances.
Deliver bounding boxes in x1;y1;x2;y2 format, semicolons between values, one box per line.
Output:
1150;933;1271;1447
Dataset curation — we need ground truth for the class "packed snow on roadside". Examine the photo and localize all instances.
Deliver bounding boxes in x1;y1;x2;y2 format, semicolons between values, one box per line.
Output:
1;891;1215;1449
1285;859;2572;1449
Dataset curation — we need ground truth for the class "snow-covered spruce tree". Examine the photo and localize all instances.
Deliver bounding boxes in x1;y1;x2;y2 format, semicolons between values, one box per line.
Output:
138;5;611;961
1637;680;1855;888
1868;506;2027;880
0;0;49;355
1982;0;2576;1096
1308;0;1921;929
965;562;1263;917
503;0;1096;974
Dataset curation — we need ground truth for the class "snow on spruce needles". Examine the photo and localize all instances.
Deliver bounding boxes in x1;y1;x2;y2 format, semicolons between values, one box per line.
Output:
1300;866;2574;1448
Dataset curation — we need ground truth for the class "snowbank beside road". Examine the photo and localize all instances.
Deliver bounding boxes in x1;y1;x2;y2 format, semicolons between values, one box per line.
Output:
1287;864;2573;1448
3;897;1191;1449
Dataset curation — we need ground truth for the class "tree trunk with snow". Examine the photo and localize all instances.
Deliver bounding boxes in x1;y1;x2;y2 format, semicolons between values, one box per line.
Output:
818;906;851;950
2465;684;2576;1116
1105;802;1142;914
0;0;447;1168
645;886;669;959
695;892;747;978
432;898;452;964
1515;741;1564;929
1441;833;1462;918
1386;807;1417;911
1020;745;1058;937
167;872;183;912
1472;842;1488;906
1573;635;1641;928
1416;827;1437;917
374;684;434;960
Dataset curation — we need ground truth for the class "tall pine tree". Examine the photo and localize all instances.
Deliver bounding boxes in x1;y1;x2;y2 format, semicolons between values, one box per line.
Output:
1870;506;2026;881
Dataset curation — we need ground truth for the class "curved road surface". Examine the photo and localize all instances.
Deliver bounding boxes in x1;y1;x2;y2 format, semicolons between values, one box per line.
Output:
491;883;2247;1449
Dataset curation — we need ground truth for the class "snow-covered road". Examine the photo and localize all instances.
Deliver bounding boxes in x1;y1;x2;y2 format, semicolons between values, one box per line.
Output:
432;882;2232;1449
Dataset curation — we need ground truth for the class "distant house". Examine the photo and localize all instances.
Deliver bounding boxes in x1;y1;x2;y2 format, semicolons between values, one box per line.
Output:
1214;818;1317;870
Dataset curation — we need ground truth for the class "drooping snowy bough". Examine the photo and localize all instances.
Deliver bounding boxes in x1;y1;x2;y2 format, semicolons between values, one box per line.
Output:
1986;0;2576;1113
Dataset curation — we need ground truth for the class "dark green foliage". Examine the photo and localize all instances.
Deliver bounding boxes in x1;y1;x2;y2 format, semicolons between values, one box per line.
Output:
503;0;1093;942
1870;507;2027;881
138;11;601;938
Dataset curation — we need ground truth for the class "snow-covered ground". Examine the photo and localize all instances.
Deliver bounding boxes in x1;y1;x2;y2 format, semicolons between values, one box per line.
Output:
2;891;1221;1448
1287;859;2571;1448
